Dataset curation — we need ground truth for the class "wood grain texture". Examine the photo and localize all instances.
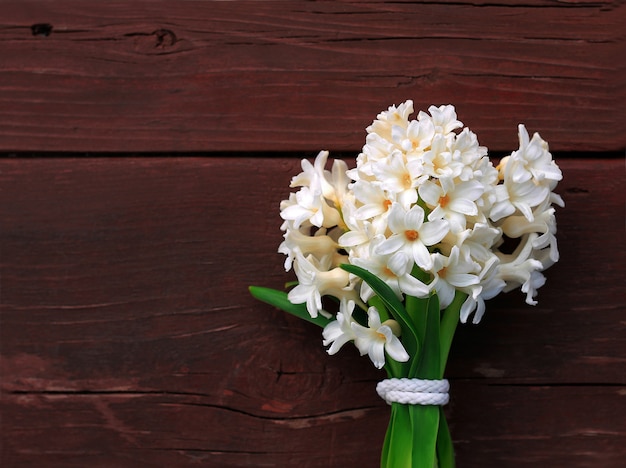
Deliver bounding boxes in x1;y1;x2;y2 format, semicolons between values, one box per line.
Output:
1;157;624;467
0;0;624;153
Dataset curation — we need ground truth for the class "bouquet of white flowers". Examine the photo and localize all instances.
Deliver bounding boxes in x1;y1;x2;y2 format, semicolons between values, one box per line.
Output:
250;100;563;467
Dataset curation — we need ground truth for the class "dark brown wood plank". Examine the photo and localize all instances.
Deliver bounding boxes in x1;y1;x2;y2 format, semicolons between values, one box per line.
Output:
2;386;624;467
0;1;624;153
1;157;624;466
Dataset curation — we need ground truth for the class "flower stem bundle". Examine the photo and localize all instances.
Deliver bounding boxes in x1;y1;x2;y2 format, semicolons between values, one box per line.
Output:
250;101;563;467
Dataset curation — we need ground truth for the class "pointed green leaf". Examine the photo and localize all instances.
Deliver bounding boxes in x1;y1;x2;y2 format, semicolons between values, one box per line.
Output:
436;407;456;468
439;291;466;377
409;404;440;468
385;403;415;467
340;264;404;316
369;295;390;323
412;293;440;378
249;286;332;328
405;294;428;356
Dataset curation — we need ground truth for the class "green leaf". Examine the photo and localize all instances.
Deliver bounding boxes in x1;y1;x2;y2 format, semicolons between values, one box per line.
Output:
340;264;404;317
409;404;439;468
249;286;332;328
436;407;456;468
369;295;390;323
405;294;428;359
380;402;396;468
340;264;419;359
439;291;466;377
410;263;431;285
412;293;440;379
385;403;415;468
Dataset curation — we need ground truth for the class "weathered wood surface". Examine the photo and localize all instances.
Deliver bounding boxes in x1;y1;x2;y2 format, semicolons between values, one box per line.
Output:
0;0;624;153
1;157;624;467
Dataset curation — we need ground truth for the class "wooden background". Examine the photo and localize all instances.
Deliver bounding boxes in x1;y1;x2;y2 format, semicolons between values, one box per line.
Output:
1;1;624;467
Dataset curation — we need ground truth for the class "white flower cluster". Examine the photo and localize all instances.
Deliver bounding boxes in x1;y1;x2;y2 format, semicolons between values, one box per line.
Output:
279;101;563;367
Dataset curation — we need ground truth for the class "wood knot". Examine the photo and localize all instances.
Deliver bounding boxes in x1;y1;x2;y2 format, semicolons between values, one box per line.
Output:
153;29;177;48
125;28;179;54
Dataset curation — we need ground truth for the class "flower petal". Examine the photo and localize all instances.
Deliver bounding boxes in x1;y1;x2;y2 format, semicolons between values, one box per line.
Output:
375;234;405;255
447;273;479;287
398;273;430;297
405;205;425;229
412;241;434;270
367;307;383;329
387;251;411;276
386;203;406;233
385;334;410;363
418;180;442;206
369;341;387;369
449;198;478;216
419;219;450;245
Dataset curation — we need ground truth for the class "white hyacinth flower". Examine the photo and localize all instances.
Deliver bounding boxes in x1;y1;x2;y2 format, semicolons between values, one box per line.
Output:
351;180;395;221
290;150;351;210
322;299;358;355
490;177;550;223
431;246;481;309
419;178;485;232
279;226;341;272
393;116;435;155
425;104;463;135
461;270;506;324
451;128;488;171
507;125;563;184
280;186;342;229
351;306;409;369
353;236;430;301
421;134;464;181
371;150;427;207
367;100;414;142
500;199;560;264
376;203;449;272
496;234;545;305
288;253;357;318
337;200;384;259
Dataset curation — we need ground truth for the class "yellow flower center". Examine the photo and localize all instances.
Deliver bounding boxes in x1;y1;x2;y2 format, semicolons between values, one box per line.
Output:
383;267;396;278
404;229;419;241
402;173;412;189
438;194;450;208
